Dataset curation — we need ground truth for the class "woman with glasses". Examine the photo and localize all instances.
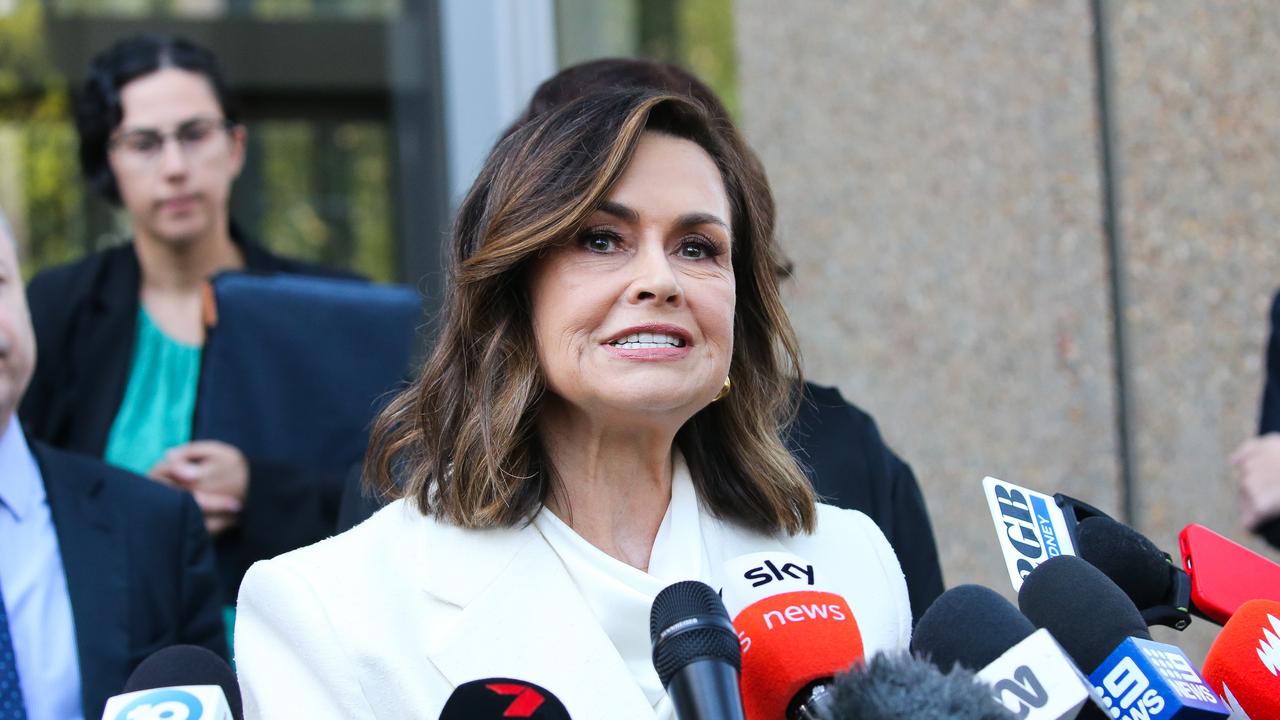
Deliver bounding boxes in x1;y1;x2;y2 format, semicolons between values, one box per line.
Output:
19;34;352;599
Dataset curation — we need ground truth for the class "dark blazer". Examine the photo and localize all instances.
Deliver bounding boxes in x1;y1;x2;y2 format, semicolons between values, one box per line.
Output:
337;381;946;623
34;440;227;719
1255;291;1280;547
20;233;354;597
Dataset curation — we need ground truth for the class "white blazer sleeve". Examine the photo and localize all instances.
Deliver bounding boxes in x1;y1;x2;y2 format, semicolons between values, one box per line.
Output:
235;558;375;719
804;505;913;653
853;510;913;649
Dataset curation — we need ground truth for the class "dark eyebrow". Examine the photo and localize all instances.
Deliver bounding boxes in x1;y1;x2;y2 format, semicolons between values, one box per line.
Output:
597;200;639;223
675;212;730;231
116;115;224;136
596;201;729;231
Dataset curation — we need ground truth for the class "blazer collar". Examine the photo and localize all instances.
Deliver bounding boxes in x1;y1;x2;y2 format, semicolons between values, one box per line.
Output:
412;510;660;718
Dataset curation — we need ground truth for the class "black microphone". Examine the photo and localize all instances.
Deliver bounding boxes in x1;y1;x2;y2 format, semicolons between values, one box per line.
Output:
650;580;746;720
101;644;242;720
1019;556;1231;719
1073;515;1194;628
912;585;1036;671
438;678;572;719
823;652;1015;719
913;585;1095;719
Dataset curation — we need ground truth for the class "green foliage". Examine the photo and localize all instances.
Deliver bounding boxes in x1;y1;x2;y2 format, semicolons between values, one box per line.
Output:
0;0;85;277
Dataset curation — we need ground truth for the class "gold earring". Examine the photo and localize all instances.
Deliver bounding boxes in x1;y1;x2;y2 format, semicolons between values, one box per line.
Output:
714;376;732;402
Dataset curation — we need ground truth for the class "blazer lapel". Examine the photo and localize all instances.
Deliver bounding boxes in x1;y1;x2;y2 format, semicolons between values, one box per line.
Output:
36;443;130;714
418;519;657;719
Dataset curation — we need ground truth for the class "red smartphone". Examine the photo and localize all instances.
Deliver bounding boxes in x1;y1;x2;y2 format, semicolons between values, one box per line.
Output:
1179;523;1280;624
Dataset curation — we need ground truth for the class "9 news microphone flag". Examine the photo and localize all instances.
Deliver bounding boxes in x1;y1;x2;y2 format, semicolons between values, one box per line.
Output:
1020;557;1229;720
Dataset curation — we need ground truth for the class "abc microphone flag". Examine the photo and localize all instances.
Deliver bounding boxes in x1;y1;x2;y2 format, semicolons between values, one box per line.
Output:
718;552;863;720
100;645;240;720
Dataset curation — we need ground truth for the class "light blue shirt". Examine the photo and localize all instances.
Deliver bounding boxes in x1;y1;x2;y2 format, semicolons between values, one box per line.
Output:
0;415;83;720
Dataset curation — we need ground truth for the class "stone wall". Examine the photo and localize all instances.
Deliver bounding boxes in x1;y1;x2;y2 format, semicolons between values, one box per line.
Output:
736;0;1279;661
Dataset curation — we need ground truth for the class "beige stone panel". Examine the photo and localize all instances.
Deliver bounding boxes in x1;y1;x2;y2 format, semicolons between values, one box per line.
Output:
1111;0;1280;660
735;1;1118;599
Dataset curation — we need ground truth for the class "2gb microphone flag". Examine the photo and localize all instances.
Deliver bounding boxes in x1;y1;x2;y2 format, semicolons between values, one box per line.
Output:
982;477;1077;592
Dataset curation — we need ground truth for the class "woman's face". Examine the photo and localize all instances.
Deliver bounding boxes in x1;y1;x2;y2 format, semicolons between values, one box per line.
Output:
108;67;245;246
529;131;736;428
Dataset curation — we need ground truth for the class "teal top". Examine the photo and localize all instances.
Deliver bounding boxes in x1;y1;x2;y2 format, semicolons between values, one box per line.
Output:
104;307;202;475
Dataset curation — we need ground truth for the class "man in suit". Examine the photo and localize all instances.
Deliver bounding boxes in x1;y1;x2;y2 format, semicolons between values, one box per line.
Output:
0;208;226;719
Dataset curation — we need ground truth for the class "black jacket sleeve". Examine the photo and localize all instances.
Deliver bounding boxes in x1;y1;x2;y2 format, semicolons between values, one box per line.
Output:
176;491;231;659
1261;292;1280;435
215;460;348;598
19;262;89;444
336;461;382;534
1255;293;1280;548
883;451;946;622
787;383;945;624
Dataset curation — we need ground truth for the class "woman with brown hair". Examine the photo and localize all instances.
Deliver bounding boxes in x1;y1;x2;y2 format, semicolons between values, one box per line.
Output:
234;89;910;718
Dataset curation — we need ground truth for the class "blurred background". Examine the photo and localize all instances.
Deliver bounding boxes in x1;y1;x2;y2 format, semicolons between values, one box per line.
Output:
2;0;1277;659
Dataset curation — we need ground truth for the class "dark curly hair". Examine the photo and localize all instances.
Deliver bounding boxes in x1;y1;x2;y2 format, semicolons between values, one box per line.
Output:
74;34;239;205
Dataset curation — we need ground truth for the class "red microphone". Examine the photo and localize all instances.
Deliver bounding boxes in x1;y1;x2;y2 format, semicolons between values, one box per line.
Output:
718;552;863;720
1201;598;1280;719
1179;524;1280;624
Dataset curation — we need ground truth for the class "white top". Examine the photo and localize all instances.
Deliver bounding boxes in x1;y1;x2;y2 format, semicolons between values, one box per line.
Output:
234;460;912;719
532;453;704;708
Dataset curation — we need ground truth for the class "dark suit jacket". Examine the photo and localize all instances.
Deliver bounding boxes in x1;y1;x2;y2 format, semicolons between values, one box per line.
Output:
19;233;354;597
1255;291;1280;547
337;382;946;623
34;440;227;719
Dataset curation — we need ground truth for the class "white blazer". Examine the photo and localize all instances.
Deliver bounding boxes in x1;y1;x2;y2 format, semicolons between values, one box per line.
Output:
234;499;911;719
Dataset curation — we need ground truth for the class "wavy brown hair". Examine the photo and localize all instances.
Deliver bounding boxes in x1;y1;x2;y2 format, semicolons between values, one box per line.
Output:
366;90;815;534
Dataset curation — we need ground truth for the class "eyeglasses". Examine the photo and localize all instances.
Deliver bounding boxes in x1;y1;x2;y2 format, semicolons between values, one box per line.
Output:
108;117;234;167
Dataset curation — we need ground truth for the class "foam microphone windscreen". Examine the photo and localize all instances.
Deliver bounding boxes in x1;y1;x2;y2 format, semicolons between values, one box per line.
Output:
1075;516;1172;610
122;645;243;720
825;652;1016;720
1201;598;1280;719
1017;555;1150;672
911;585;1036;672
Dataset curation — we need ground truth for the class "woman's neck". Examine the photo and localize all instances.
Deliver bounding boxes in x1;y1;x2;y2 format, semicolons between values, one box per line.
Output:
539;405;680;571
135;223;244;293
134;221;244;344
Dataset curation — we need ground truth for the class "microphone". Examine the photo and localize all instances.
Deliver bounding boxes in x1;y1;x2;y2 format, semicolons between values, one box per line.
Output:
913;585;1038;671
1179;523;1280;624
717;552;863;720
1200;598;1280;719
1074;515;1196;630
649;580;745;720
438;678;571;719
822;652;1016;719
983;476;1193;631
100;645;241;720
913;584;1095;719
1019;556;1231;719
